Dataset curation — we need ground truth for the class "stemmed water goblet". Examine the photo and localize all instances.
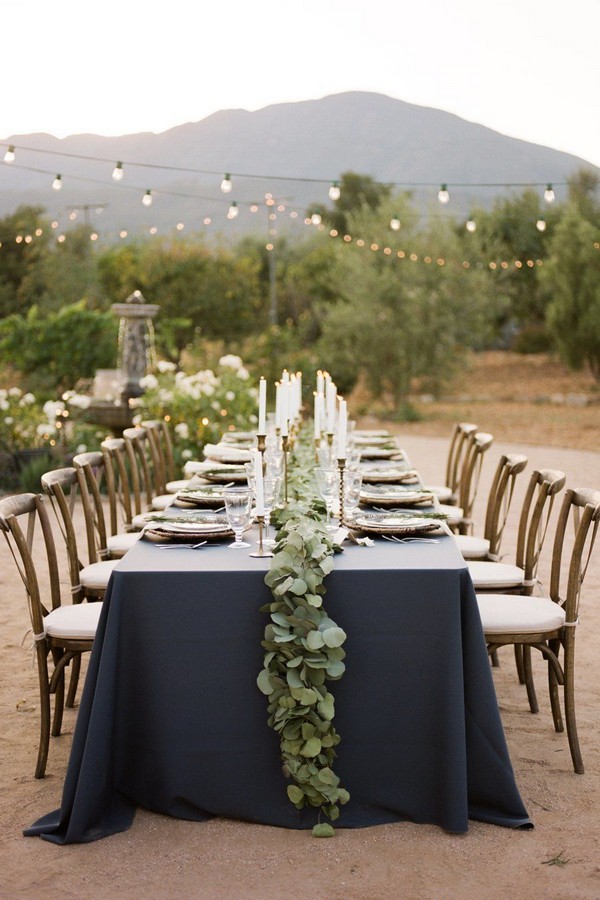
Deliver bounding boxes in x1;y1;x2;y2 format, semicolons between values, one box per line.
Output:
224;487;253;548
314;466;339;533
262;475;282;547
341;469;363;524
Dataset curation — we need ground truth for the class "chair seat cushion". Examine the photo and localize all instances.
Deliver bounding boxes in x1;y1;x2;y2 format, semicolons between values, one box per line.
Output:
107;531;141;557
468;561;524;589
80;560;118;591
437;503;464;523
477;593;566;634
166;478;190;494
151;494;175;511
426;484;454;504
454;534;490;559
45;602;102;640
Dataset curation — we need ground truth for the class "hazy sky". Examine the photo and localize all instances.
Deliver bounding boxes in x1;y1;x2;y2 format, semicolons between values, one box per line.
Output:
2;0;599;167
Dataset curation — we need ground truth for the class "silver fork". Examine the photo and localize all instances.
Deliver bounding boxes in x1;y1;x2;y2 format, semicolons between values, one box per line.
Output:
381;534;440;544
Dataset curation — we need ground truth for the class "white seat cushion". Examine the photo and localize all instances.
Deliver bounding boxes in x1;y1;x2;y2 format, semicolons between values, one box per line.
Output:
80;560;118;591
437;503;464;523
426;484;454;503
151;494;175;511
166;478;190;494
454;534;490;559
468;561;524;590
44;602;102;640
477;593;566;634
107;531;141;557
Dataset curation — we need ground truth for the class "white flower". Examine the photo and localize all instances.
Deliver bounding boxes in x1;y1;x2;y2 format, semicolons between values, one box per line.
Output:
201;384;215;397
225;391;235;401
20;392;36;405
8;387;22;397
159;389;174;404
76;444;88;453
211;401;221;411
219;354;243;370
174;422;189;439
67;393;92;409
181;449;193;460
236;366;250;380
36;424;51;437
139;374;159;390
157;360;176;373
43;400;65;421
0;399;8;411
0;389;7;400
249;414;258;424
4;416;14;425
132;414;143;426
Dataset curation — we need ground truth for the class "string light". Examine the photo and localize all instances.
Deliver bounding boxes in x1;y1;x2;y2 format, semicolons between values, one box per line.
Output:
142;189;153;207
536;218;546;232
311;213;322;226
328;181;340;201
389;215;401;231
52;174;62;191
112;161;124;181
437;184;450;204
466;219;477;233
4;145;15;163
221;173;232;193
544;183;555;203
227;201;239;219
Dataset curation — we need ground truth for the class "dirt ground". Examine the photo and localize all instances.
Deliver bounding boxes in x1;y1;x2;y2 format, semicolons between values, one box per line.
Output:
1;419;600;898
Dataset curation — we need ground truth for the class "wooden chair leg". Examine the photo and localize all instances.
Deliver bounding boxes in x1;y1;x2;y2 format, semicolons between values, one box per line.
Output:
490;649;500;668
563;642;584;774
522;645;539;714
514;644;525;684
66;654;81;708
547;638;563;733
36;653;51;780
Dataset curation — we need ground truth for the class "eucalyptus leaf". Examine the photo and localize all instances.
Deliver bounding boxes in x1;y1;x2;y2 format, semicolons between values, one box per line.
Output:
312;823;335;838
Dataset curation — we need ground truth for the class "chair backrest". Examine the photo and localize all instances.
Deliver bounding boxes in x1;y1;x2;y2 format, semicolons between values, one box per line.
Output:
72;451;112;562
122;426;155;512
457;431;494;523
142;419;176;486
515;468;566;592
0;492;63;637
101;437;136;529
483;453;528;558
549;487;600;625
40;467;87;602
446;422;478;494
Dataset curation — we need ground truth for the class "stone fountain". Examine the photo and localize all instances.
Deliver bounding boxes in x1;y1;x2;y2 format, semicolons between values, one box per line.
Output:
87;290;160;432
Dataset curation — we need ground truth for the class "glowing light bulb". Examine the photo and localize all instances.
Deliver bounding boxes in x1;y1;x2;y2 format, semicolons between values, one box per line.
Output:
466;219;477;233
437;184;450;204
311;213;322;226
227;201;239;219
390;215;401;231
142;189;153;207
4;145;15;163
544;184;555;204
112;161;124;181
328;181;340;201
52;174;62;191
221;173;232;193
536;218;546;232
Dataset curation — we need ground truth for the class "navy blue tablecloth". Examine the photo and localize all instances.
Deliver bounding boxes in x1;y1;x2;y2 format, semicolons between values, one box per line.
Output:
25;534;531;843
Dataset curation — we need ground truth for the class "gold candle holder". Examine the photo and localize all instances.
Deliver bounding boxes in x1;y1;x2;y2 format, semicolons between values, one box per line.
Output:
337;458;346;526
249;514;273;558
282;434;290;503
256;433;267;473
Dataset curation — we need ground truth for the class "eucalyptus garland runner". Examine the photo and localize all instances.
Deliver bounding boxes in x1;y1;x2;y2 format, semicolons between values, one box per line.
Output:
256;438;349;837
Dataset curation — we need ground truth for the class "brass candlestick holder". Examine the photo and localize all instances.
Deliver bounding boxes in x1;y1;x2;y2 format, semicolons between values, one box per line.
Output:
256;432;267;473
282;434;290;503
249;514;273;558
337;458;346;526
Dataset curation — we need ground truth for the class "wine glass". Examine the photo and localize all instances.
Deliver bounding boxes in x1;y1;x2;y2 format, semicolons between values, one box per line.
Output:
262;475;282;547
224;487;253;548
342;470;363;523
314;467;339;532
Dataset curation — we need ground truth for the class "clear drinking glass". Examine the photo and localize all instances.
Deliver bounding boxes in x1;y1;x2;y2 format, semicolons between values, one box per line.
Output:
314;467;339;532
342;470;363;521
262;475;282;547
224;487;253;548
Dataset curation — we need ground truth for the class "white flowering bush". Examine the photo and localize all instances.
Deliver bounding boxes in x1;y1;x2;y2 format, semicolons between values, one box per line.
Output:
0;387;54;454
131;356;258;468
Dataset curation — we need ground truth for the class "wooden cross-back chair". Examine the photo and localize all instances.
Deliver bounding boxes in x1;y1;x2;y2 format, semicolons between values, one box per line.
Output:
122;426;174;514
437;431;494;533
72;451;140;559
455;453;528;560
427;421;478;505
477;486;600;773
141;418;189;495
0;492;101;777
40;467;118;604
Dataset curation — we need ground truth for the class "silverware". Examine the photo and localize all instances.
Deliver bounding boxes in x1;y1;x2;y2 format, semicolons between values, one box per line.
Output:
381;534;440;544
156;540;208;549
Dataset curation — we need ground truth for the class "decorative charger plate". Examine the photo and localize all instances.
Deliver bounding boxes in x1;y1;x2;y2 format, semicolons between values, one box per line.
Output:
143;516;234;542
222;431;256;444
353;429;391;438
353;434;395;446
347;511;441;536
359;446;404;460
360;484;434;507
360;465;418;484
201;465;248;484
203;443;253;464
175;485;229;507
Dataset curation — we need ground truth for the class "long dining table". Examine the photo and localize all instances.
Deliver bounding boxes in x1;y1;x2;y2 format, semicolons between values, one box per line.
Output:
25;517;532;844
